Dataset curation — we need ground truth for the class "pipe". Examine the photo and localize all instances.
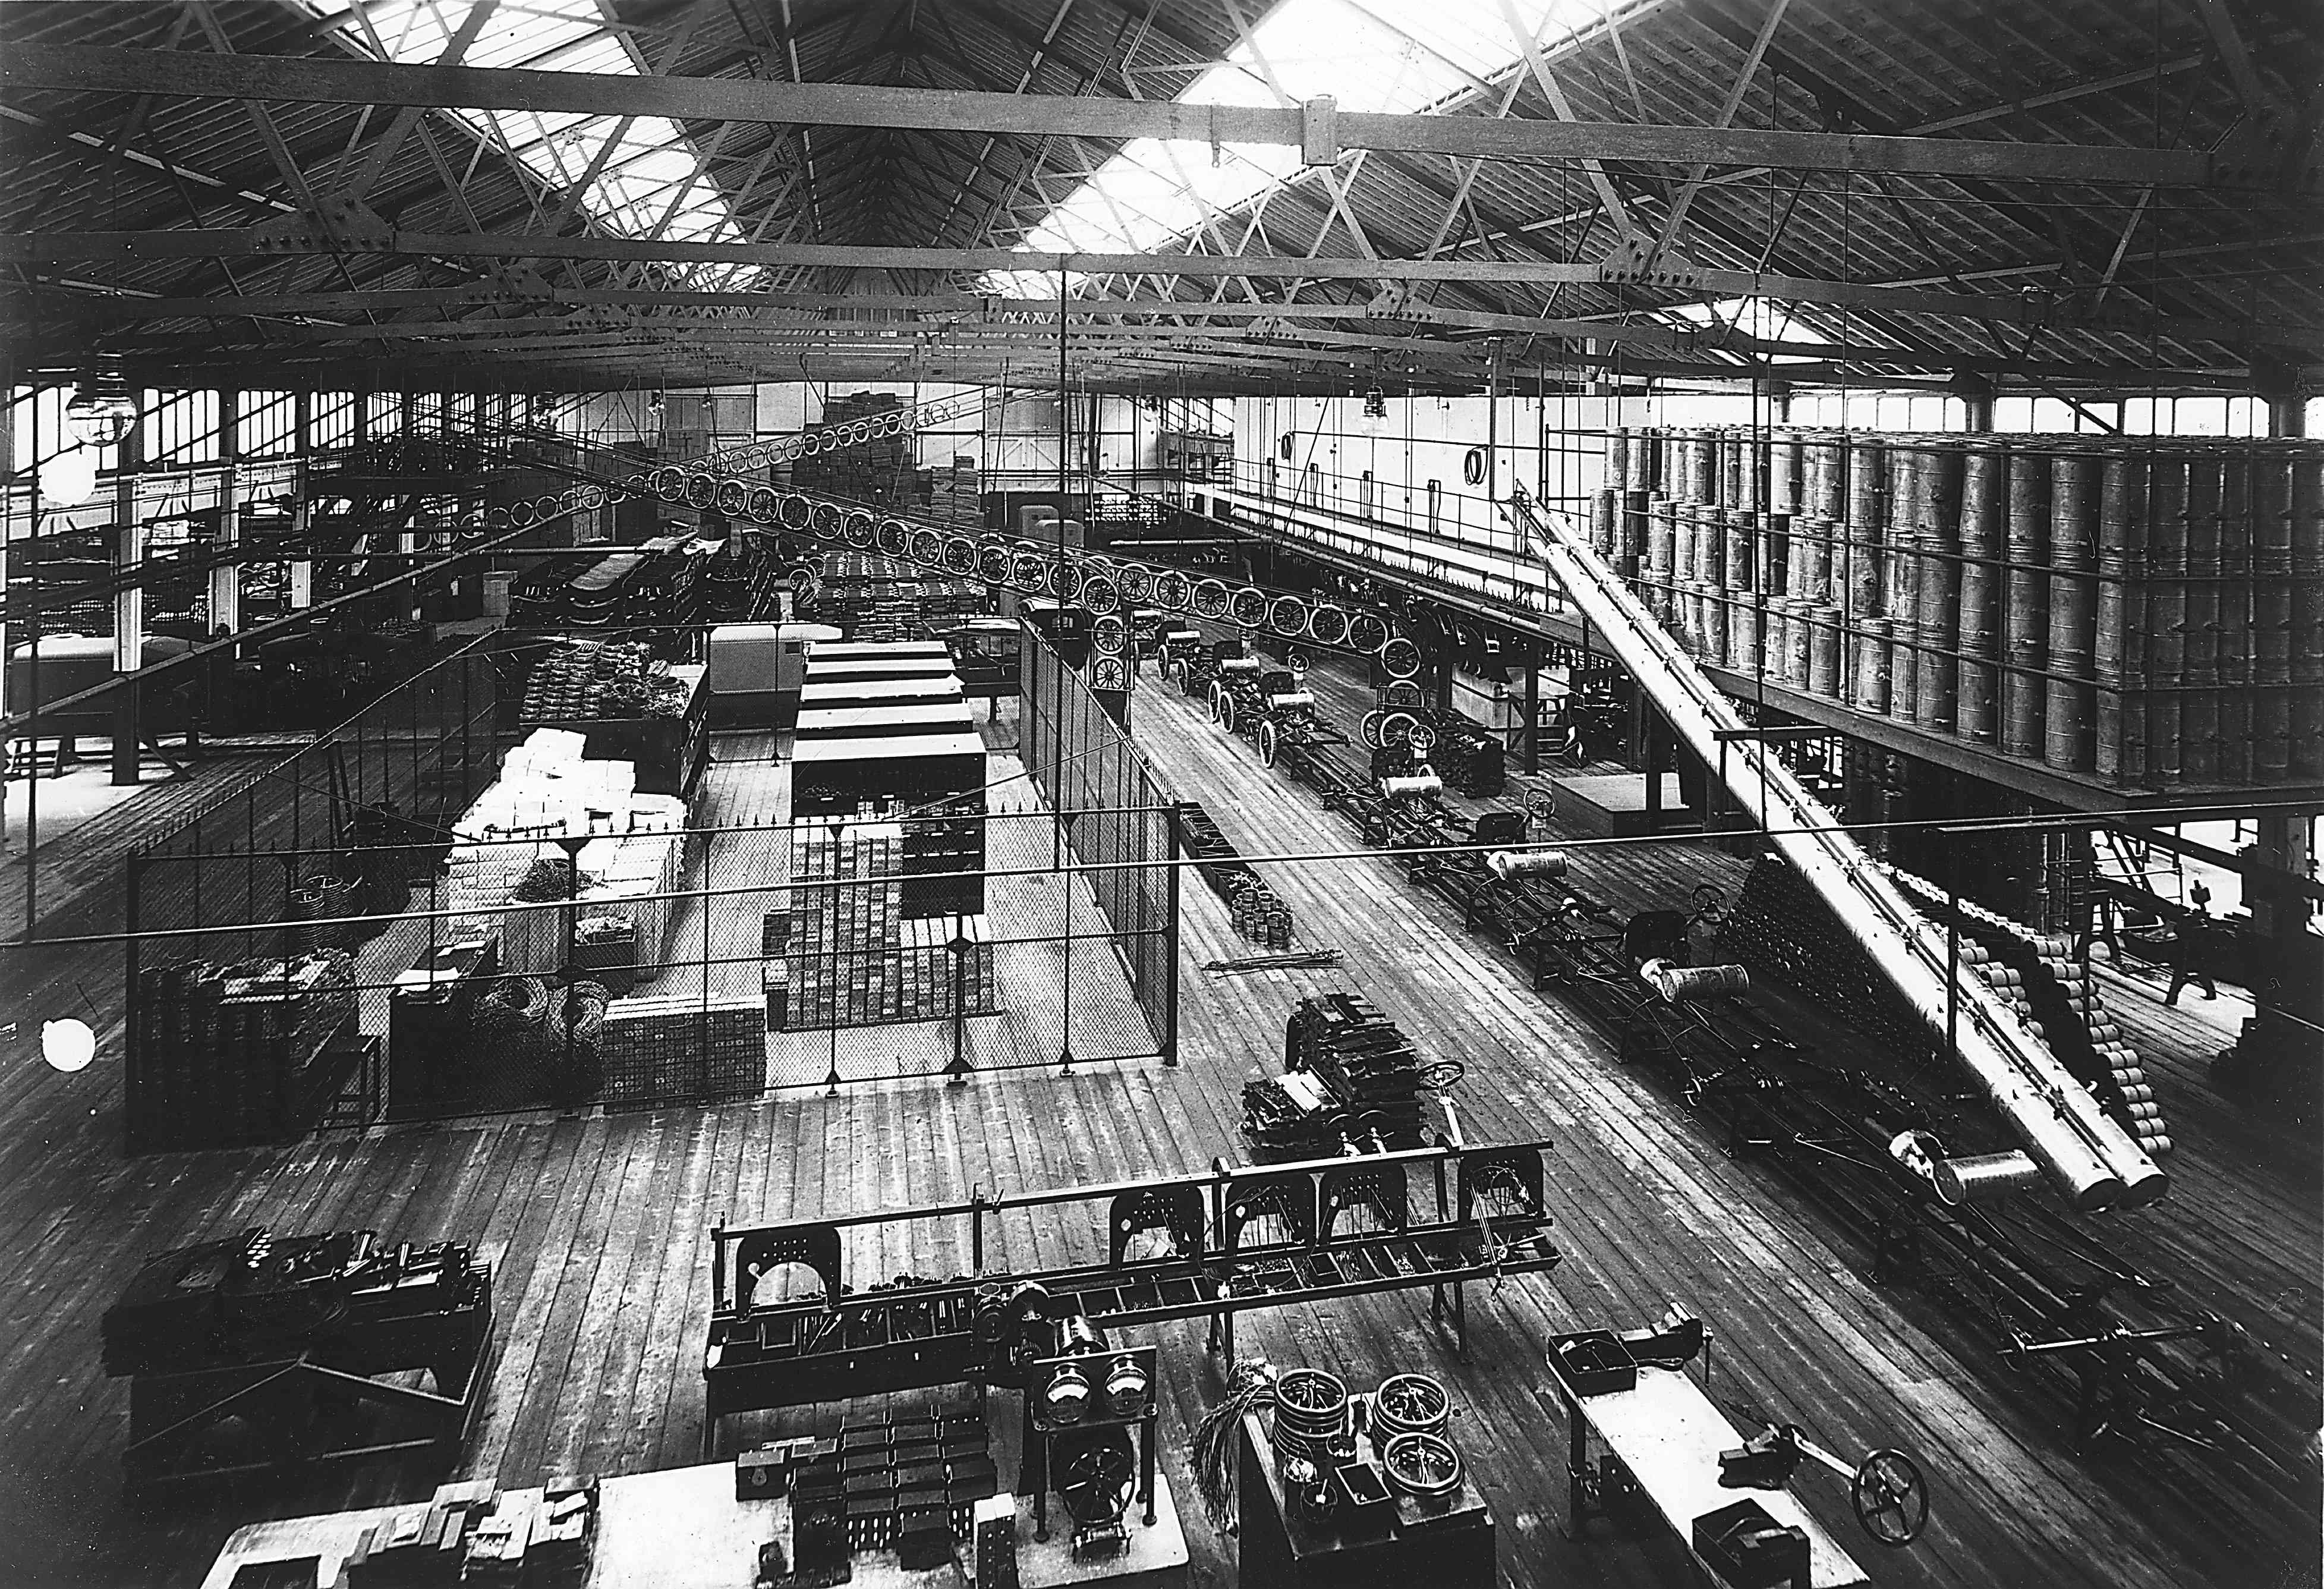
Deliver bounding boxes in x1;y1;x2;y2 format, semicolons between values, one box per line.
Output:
1504;489;2165;1212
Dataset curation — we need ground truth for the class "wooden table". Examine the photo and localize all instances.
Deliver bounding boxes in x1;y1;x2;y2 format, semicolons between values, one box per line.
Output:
201;1459;1189;1589
1544;1359;1868;1588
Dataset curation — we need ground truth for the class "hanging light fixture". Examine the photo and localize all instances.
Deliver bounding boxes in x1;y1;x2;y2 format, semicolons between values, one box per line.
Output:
65;358;137;448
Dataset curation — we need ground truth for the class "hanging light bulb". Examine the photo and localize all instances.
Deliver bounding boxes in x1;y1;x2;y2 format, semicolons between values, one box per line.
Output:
65;360;138;449
42;1018;97;1074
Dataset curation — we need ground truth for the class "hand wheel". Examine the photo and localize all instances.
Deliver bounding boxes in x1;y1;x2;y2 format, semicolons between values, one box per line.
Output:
1852;1449;1929;1546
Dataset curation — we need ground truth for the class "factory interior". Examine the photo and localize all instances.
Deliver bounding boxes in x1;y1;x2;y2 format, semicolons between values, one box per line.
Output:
1;1;2320;1587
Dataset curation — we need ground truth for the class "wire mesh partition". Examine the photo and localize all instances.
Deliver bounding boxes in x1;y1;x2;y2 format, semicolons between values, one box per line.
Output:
1017;632;1179;1065
122;638;512;1152
116;639;1178;1146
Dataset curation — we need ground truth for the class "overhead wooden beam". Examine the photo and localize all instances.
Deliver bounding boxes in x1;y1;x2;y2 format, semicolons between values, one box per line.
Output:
8;228;2308;347
0;44;2234;185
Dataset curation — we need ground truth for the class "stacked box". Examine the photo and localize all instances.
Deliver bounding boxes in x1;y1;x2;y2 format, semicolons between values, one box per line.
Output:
129;954;360;1152
597;995;764;1107
926;455;982;527
791;393;917;505
775;820;999;1029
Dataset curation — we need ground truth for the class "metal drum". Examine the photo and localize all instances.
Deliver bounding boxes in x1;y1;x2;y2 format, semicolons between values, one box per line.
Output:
1854;617;1894;715
2000;443;2051;761
2043;450;2101;772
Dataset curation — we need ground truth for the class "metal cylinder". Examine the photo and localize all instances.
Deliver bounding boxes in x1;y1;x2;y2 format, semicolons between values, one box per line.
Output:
1809;605;1843;696
1487;848;1570;880
2292;688;2324;779
2001;443;2050;760
1591;490;1620;559
1724;512;1756;597
1759;512;1791;599
2181;446;2222;782
1913;442;1964;733
1957;441;2007;744
2044;450;2101;772
1728;599;1762;673
1787;597;1814;686
1607;427;1630;492
1644;961;1751;1002
1771;431;1804;517
1702;585;1729;663
2144;449;2188;782
1855;617;1894;714
2094;448;2147;690
1932;1149;2048;1206
1846;435;1886;615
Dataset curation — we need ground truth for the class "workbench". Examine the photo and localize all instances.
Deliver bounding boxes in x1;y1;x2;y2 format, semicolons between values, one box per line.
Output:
1236;1410;1495;1589
200;1460;1189;1589
1544;1355;1868;1588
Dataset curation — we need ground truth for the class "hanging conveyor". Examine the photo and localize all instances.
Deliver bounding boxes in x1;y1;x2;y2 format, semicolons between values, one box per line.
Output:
1499;489;2165;1214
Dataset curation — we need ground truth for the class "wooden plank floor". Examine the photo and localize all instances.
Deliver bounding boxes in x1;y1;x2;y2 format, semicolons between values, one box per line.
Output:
0;690;2313;1588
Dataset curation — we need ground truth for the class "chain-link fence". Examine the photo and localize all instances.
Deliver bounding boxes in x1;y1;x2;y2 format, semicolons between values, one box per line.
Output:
116;630;1181;1150
1017;633;1178;1061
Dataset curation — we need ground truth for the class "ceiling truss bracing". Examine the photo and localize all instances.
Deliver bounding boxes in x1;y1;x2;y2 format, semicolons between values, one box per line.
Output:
0;0;2314;395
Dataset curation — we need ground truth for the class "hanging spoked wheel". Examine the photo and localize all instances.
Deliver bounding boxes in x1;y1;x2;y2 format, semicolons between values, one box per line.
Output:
1258;719;1280;767
1359;710;1387;751
1852;1449;1929;1546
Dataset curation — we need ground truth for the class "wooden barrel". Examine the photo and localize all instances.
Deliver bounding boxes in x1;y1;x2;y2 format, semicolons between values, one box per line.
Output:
1957;440;2007;744
1855;617;1894;713
1809;605;1843;696
2043;450;2101;772
2251;441;2295;686
1698;506;1727;587
2001;442;2051;760
1846;435;1887;615
1620;492;1654;578
1763;599;1791;684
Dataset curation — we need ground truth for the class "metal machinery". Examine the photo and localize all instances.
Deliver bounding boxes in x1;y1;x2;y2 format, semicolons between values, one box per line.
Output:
1167;518;2312;1518
700;1138;1560;1452
99;1228;495;1495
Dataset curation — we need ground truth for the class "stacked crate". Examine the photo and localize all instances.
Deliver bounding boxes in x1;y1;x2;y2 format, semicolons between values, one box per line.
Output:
791;393;916;504
130;953;360;1151
925;454;983;527
775;819;997;1030
596;995;764;1107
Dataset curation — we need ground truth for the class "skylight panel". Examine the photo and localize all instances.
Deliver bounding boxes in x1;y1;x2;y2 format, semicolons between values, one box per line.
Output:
982;0;1598;298
319;0;764;291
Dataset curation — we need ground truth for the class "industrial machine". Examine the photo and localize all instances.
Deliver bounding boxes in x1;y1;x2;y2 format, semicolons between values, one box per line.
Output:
100;1227;495;1495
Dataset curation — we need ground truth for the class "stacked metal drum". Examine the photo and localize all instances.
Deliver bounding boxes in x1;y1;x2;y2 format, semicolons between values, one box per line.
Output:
1593;427;2324;789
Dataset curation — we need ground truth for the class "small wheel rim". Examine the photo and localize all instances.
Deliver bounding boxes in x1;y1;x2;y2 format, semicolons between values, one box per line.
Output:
1853;1449;1928;1547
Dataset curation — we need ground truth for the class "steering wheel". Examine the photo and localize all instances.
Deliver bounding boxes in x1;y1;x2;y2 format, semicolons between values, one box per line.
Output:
1852;1449;1929;1546
1689;882;1727;918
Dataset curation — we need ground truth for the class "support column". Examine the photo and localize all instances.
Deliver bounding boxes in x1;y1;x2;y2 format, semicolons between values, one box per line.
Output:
1522;648;1540;775
209;389;241;633
2248;814;2316;939
112;414;144;785
289;390;315;610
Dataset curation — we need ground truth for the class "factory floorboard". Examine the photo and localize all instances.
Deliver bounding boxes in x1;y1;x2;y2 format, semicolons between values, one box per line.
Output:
0;693;2313;1589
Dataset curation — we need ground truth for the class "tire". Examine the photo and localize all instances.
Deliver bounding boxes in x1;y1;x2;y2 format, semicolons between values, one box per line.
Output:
1218;691;1237;736
1208;682;1224;721
1259;719;1280;767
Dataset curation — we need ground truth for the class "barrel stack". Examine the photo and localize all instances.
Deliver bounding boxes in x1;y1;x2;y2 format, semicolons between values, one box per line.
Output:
1594;424;2323;791
2093;447;2149;783
2044;448;2100;773
1957;439;2007;744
